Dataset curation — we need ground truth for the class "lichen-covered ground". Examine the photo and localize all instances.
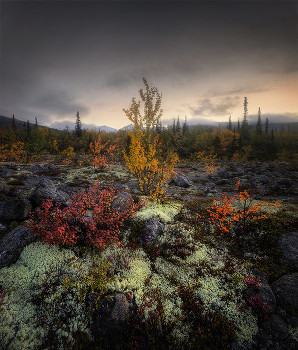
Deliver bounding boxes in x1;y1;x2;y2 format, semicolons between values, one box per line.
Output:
0;160;297;349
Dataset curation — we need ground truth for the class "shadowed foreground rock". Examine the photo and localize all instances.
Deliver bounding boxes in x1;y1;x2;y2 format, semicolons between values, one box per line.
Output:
0;199;32;221
0;225;36;268
30;178;70;207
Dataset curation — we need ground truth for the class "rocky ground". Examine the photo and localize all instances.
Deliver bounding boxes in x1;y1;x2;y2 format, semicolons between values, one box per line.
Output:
0;160;297;349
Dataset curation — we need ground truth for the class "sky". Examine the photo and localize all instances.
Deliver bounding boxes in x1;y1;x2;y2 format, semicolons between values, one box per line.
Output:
0;0;297;130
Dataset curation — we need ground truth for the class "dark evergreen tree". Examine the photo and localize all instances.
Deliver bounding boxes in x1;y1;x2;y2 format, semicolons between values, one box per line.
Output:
182;116;189;135
172;118;176;133
256;107;262;135
34;117;38;128
26;120;31;137
237;118;240;131
227;116;232;130
265;118;269;133
176;116;181;133
75;110;82;137
240;97;249;142
12;114;16;131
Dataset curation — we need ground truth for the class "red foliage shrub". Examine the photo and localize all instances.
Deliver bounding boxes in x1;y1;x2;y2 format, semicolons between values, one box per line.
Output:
26;181;145;249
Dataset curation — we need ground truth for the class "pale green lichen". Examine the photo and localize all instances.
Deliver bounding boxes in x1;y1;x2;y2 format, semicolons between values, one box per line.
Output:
0;242;93;350
132;199;183;223
288;326;298;343
195;275;258;342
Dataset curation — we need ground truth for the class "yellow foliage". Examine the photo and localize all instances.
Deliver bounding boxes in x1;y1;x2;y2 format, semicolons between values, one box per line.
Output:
197;151;218;175
123;131;178;201
0;141;25;163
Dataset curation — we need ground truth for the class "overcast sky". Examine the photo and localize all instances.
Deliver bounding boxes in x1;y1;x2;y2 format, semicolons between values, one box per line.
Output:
0;0;297;130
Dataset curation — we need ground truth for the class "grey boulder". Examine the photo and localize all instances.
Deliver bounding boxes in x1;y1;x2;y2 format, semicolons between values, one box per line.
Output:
0;199;32;221
169;173;192;188
31;178;70;207
278;231;298;270
0;225;36;269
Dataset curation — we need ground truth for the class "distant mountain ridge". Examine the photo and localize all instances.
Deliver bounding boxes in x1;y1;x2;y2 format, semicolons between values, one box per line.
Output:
1;115;297;132
98;125;118;132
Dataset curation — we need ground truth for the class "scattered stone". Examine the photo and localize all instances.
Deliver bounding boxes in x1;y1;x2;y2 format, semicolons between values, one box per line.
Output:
91;292;135;340
0;199;32;221
271;273;298;315
140;216;165;245
262;314;289;341
259;175;269;184
30;164;55;174
216;168;229;179
0;180;10;195
111;191;134;214
0;166;14;178
0;225;36;268
278;231;298;270
169;173;192;187
30;178;70;207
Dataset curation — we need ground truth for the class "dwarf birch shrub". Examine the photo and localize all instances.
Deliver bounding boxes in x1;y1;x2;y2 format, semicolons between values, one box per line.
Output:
123;78;179;202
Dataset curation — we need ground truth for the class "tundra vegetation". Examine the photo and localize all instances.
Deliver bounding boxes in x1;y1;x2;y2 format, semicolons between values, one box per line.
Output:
0;79;297;349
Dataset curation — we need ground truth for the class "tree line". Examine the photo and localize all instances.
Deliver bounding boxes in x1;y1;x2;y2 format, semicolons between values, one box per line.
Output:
0;95;297;165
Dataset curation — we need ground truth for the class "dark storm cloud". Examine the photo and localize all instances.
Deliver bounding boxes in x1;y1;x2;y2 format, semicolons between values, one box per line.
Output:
0;1;297;124
190;96;241;117
34;90;89;116
205;85;270;98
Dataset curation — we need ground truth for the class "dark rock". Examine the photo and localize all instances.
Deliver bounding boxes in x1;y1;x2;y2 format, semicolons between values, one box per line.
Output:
111;191;133;214
215;179;230;186
259;175;269;184
0;223;7;233
216;168;229;179
230;342;253;350
0;180;10;195
0;225;36;269
278;231;298;270
272;178;292;189
140;216;165;245
0;167;14;178
245;283;276;314
262;314;289;341
30;178;70;207
91;292;135;340
0;199;32;221
169;173;192;188
271;273;298;315
30;164;55;174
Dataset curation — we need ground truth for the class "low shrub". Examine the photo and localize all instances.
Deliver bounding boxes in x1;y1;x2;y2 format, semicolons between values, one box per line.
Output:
26;181;145;249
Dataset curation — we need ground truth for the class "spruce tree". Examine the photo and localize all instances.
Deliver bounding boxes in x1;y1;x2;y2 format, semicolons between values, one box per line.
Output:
182;116;189;135
75;110;82;137
172;118;176;133
176;116;181;133
240;97;249;141
265;118;269;133
256;107;262;135
12;114;16;131
227;116;232;130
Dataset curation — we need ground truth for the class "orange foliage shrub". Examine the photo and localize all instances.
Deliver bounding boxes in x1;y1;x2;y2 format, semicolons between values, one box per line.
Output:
0;141;25;163
89;134;117;170
198;179;282;235
60;146;77;165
